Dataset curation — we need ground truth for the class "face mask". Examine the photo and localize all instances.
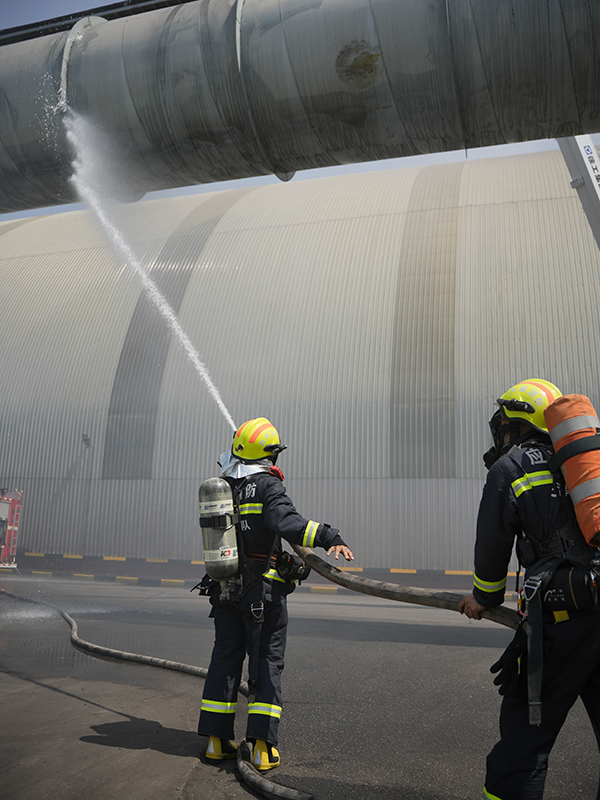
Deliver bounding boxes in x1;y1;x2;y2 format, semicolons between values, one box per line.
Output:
483;445;500;470
483;410;513;470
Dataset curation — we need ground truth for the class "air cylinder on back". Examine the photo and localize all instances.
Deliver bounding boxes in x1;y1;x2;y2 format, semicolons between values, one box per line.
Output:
545;395;600;546
198;477;239;581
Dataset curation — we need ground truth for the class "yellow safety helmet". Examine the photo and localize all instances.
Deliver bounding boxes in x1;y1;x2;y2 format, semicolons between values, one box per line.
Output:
232;417;287;462
497;379;562;433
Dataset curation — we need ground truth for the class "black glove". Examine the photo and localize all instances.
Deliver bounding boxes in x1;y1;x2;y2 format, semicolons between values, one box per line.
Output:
490;622;527;697
191;573;217;596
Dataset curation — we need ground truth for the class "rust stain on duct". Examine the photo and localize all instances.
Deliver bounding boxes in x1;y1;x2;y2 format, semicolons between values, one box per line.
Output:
335;40;382;90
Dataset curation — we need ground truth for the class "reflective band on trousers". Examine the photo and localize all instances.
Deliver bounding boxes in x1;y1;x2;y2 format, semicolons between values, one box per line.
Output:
549;414;600;445
482;788;503;800
201;699;237;714
240;503;263;515
569;477;600;506
474;572;507;594
511;471;553;498
248;702;282;719
302;520;319;547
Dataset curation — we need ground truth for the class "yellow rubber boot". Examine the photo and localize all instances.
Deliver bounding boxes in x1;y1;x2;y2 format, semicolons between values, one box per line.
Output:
205;735;238;760
252;739;280;771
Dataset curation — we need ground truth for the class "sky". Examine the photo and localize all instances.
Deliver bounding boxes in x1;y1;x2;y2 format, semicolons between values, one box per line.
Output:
0;0;596;221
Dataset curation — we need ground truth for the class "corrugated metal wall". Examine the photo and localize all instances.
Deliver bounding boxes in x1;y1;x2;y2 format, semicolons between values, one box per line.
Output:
2;149;600;569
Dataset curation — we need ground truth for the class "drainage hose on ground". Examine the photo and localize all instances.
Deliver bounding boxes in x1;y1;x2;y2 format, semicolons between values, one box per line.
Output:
0;589;323;800
236;740;326;800
292;545;520;631
0;588;218;681
1;558;519;800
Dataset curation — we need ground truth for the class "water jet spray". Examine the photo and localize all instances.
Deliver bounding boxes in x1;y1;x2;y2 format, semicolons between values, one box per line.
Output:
64;111;237;432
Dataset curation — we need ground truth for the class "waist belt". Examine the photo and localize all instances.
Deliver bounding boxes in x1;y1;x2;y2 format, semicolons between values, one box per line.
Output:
247;552;279;566
246;553;285;583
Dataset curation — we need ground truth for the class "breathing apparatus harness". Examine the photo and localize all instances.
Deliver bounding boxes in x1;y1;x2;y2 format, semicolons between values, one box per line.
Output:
195;467;310;703
487;433;600;725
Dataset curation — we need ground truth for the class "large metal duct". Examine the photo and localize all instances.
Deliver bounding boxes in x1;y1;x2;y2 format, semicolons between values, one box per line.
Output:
1;0;599;213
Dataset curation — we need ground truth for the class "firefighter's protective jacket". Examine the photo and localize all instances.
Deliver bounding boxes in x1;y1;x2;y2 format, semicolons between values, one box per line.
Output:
472;434;573;608
199;457;347;748
227;468;345;580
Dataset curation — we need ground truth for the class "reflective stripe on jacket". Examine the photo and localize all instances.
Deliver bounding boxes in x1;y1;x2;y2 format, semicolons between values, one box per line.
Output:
472;436;570;608
228;471;345;573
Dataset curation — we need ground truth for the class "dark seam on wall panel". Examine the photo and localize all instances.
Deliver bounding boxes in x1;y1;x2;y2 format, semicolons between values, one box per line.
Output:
102;188;256;479
390;161;465;479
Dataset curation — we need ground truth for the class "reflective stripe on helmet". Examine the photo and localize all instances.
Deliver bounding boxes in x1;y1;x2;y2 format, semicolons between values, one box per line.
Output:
248;702;282;719
235;420;253;438
474;572;507;594
511;471;554;498
302;520;319;548
249;421;272;443
201;699;237;714
527;380;559;405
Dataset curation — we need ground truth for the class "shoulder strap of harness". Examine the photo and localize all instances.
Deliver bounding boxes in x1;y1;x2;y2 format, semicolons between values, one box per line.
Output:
220;477;264;600
506;442;585;558
233;473;280;567
506;443;570;725
230;475;280;704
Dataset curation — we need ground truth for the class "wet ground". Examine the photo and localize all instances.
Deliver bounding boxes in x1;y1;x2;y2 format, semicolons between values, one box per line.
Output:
1;575;598;800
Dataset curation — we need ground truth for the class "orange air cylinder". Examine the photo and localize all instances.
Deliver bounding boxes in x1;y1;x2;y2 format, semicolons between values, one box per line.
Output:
544;394;600;545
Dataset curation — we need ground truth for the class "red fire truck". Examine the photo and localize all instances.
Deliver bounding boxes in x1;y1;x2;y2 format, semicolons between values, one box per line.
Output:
0;490;22;570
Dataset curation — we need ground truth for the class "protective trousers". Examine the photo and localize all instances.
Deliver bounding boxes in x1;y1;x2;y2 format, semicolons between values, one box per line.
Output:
484;611;600;800
198;582;288;746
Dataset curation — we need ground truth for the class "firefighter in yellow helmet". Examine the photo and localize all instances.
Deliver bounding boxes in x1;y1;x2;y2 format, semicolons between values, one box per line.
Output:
198;417;353;770
459;380;600;799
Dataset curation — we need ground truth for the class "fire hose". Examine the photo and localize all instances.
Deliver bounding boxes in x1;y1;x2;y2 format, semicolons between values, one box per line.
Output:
292;546;520;630
0;552;519;800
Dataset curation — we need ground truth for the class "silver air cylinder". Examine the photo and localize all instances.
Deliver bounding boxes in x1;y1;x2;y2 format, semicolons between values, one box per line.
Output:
198;477;239;581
